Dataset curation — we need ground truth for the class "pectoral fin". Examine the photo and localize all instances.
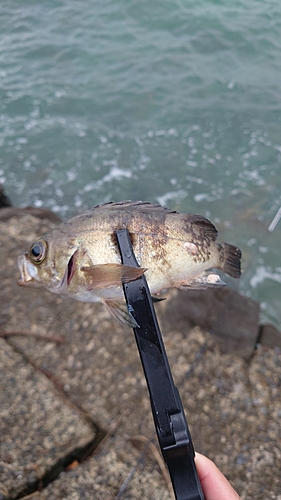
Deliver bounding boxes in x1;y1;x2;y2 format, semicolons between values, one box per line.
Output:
103;299;139;328
179;273;226;290
81;263;147;290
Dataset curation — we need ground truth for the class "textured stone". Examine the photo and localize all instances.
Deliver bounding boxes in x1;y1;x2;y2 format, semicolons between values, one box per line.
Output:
0;213;281;500
157;287;260;358
0;339;95;499
259;323;281;349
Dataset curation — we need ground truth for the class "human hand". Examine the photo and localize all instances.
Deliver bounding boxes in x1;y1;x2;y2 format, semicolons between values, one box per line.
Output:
195;452;242;500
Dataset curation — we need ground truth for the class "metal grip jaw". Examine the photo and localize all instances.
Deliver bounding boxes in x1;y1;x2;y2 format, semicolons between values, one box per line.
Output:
116;229;205;500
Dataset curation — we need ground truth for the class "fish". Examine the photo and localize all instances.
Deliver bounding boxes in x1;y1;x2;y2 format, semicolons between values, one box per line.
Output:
18;201;242;326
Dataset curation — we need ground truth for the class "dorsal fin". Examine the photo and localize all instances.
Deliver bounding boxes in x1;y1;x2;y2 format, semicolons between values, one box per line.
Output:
182;213;218;242
91;200;179;214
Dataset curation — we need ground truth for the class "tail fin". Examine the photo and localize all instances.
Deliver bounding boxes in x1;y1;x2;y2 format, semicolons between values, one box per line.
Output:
220;243;242;278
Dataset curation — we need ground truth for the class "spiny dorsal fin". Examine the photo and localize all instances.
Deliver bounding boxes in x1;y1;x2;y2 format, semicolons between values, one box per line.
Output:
91;201;218;241
91;200;179;214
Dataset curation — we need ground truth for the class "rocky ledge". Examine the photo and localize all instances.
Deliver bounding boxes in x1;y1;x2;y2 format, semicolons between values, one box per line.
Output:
0;206;280;500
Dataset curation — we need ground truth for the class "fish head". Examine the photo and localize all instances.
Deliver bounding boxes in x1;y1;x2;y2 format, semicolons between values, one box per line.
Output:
17;230;84;294
17;224;147;312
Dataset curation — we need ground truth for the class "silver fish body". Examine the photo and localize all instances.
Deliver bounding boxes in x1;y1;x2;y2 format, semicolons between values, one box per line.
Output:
18;201;242;325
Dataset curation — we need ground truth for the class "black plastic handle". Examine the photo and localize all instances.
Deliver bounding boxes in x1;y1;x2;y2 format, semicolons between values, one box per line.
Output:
116;229;205;500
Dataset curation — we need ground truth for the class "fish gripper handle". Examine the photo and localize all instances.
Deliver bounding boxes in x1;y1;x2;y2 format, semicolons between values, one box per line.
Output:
115;228;205;500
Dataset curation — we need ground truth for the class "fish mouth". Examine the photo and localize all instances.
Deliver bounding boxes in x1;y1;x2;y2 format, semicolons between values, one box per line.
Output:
17;253;41;287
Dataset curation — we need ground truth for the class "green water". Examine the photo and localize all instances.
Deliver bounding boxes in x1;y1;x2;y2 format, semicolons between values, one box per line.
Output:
1;0;281;326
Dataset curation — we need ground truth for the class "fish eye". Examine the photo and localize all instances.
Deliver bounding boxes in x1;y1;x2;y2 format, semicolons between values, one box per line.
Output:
29;239;47;264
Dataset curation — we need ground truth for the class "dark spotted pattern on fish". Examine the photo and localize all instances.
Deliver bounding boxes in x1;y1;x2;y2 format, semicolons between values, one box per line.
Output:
18;200;242;327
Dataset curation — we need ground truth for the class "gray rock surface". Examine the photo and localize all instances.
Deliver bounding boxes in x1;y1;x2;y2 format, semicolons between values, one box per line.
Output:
0;339;95;500
0;213;280;499
157;287;261;359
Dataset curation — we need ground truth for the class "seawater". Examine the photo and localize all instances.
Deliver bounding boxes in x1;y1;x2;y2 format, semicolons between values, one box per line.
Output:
1;0;281;326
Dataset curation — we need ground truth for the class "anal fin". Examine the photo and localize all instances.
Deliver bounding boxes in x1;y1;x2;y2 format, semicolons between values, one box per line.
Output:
179;273;226;290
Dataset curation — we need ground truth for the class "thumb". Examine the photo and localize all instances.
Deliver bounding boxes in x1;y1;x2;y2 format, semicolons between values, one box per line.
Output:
195;452;242;500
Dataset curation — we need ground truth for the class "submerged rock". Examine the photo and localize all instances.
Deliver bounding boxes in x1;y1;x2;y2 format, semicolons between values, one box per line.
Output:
0;184;12;208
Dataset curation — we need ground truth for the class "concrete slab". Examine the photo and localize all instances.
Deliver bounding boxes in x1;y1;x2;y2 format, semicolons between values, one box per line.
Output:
20;434;172;500
0;339;95;500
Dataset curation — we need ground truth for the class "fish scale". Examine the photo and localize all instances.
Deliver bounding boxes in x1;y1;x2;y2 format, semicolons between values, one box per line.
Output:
18;201;242;326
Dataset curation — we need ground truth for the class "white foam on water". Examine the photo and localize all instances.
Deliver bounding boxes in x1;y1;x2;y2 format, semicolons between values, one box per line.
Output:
250;266;281;288
194;193;208;202
194;192;223;203
156;189;186;207
83;166;132;193
34;199;43;207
